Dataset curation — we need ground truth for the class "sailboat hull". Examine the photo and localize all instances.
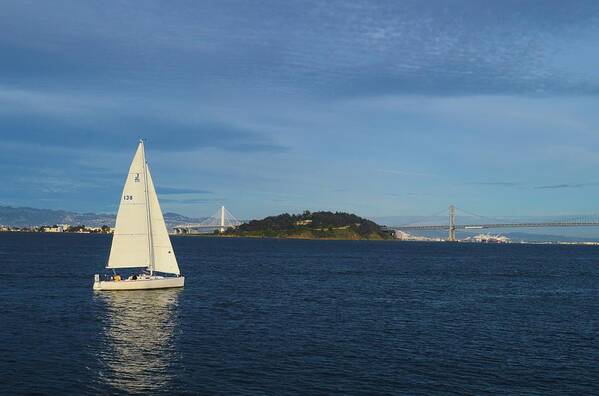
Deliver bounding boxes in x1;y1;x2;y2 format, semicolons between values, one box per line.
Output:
93;276;185;291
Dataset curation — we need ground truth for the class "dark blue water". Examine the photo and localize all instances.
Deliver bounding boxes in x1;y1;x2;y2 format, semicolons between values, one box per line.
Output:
1;233;599;394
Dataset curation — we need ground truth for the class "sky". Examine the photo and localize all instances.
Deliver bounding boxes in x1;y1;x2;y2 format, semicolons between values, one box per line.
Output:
1;0;599;220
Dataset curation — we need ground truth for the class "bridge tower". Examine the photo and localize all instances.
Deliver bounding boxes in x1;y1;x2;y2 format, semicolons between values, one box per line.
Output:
219;205;225;233
175;206;242;233
448;205;457;242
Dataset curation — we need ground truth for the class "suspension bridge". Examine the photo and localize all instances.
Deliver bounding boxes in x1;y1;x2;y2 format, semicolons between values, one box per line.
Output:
175;206;244;234
389;205;599;242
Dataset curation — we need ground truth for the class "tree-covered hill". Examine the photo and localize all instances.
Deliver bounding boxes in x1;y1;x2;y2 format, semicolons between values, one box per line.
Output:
225;211;394;240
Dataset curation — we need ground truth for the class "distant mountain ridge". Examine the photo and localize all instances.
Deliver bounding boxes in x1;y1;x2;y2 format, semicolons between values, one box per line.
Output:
0;205;202;229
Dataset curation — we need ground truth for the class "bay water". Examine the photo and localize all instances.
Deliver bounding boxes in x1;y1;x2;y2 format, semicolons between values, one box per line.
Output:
1;233;598;394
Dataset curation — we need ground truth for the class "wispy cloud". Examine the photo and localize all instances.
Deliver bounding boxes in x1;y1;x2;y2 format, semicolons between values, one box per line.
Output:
160;197;222;204
157;187;213;195
468;181;599;190
466;182;521;187
3;1;597;100
534;183;594;189
0;86;289;153
1;2;599;218
376;169;437;177
388;192;433;197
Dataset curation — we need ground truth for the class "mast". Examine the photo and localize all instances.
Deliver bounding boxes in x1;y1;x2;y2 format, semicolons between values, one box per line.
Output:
141;140;155;274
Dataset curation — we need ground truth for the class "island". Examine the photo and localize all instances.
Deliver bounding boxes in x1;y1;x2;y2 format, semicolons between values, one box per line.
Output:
222;211;395;240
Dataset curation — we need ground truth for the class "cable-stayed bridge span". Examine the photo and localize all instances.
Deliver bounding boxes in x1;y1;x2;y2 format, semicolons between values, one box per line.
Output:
175;206;244;233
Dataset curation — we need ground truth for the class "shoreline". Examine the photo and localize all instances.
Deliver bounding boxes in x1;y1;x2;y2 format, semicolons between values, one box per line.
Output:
2;230;599;245
171;233;599;245
172;233;393;241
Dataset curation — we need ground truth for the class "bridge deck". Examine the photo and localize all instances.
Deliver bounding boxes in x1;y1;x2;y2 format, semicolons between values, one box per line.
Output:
390;222;599;230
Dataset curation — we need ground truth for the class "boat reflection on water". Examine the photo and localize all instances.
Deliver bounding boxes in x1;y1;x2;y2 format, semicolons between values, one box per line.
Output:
94;289;181;394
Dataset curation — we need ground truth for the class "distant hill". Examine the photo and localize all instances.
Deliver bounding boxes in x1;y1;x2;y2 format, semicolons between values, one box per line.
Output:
225;211;394;240
0;205;202;229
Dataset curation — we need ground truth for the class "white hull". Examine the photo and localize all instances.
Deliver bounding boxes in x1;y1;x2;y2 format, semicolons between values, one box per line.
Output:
93;276;185;291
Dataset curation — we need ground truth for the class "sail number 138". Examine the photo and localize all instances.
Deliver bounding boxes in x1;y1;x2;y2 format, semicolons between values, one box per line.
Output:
123;195;134;200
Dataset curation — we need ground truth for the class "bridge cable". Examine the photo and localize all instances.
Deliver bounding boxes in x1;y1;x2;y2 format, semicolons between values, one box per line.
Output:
397;207;449;227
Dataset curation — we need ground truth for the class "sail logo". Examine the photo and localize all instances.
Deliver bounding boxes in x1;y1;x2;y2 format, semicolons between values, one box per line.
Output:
134;173;140;182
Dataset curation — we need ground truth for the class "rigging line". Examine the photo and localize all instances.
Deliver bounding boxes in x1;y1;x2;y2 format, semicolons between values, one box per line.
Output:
141;141;155;275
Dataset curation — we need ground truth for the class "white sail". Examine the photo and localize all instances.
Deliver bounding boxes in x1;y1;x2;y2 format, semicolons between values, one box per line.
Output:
107;143;151;269
146;165;180;275
106;141;180;275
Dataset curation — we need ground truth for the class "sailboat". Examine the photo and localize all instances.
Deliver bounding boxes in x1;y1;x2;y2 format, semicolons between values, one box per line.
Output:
93;140;184;291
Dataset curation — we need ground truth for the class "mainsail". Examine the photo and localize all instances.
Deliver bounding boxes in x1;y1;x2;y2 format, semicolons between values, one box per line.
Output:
107;141;180;275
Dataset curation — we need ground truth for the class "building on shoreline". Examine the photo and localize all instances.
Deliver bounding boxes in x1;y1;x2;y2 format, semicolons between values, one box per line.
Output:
394;230;444;242
0;225;114;234
463;233;510;243
395;230;511;243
